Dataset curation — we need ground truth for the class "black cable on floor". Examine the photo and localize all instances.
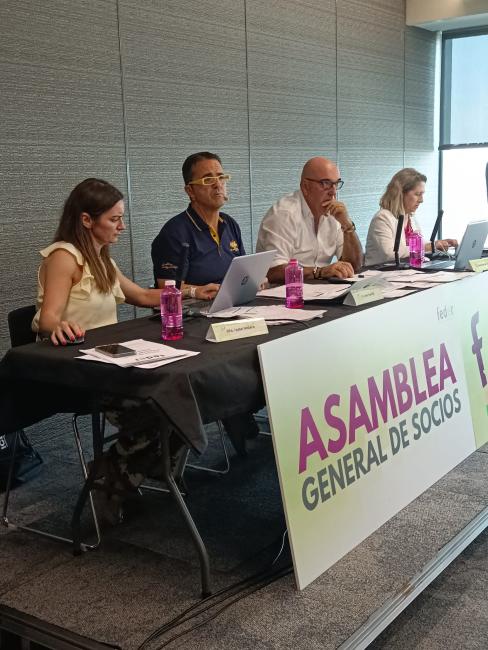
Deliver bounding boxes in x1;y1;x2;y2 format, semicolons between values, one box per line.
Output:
154;565;293;649
137;531;291;650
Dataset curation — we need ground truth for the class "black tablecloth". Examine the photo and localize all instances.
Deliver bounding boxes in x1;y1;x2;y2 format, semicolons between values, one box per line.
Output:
0;301;365;452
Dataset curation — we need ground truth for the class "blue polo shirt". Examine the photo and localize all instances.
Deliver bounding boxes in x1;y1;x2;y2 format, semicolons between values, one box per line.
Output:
151;205;246;285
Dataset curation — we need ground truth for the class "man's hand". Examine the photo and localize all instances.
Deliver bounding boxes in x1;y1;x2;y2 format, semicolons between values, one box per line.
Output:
195;283;220;300
435;238;458;252
317;261;354;279
322;199;352;230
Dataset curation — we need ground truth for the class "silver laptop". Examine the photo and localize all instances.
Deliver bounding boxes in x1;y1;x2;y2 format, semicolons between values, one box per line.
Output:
190;250;277;315
419;220;488;271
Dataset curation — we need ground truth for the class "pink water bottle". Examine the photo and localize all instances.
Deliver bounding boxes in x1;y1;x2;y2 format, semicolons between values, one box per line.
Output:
160;281;183;340
409;232;424;268
285;259;304;309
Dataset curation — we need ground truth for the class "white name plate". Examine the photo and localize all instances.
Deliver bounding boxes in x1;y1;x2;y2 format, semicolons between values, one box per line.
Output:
206;318;269;343
343;285;384;307
468;258;488;273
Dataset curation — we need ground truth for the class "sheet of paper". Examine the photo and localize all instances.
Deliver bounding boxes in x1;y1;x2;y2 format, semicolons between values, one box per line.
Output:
411;271;473;283
78;338;199;368
257;283;350;300
360;270;423;283
383;288;418;298
208;304;326;325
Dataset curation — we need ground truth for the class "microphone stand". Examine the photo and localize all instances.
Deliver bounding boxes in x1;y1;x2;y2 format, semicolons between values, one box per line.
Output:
376;214;409;270
427;209;448;260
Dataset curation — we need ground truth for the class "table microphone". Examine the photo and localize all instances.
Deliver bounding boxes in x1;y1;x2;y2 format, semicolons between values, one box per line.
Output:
376;214;409;270
176;242;190;289
393;213;404;267
428;210;447;260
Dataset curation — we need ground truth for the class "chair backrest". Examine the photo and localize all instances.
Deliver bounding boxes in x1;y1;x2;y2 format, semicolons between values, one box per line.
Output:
8;305;37;347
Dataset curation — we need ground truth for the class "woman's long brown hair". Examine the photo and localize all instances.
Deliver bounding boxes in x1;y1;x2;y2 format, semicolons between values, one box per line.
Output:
54;178;123;293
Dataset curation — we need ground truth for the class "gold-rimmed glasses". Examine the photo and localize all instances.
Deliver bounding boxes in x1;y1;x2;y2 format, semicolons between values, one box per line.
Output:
187;174;231;186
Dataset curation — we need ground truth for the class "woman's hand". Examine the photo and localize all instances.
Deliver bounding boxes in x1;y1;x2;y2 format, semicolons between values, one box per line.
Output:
50;321;85;346
195;283;220;301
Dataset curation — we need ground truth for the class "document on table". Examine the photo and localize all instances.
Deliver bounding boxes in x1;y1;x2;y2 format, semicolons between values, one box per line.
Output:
208;304;326;325
410;271;473;283
78;338;199;369
382;287;417;298
258;283;350;300
359;269;473;285
258;278;415;303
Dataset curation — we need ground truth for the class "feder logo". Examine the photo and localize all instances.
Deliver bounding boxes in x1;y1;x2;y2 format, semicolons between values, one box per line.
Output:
471;311;487;389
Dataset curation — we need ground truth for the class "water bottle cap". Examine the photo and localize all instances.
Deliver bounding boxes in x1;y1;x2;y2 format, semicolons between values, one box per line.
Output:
165;280;176;287
289;258;298;264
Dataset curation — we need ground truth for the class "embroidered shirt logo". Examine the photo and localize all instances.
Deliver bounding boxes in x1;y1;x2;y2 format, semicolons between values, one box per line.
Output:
229;240;239;253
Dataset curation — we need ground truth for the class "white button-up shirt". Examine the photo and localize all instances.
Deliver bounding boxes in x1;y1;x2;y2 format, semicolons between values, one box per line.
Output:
256;190;343;268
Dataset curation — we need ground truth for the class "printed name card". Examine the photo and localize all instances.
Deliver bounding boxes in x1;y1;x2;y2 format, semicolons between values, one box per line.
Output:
468;258;488;273
206;318;268;343
343;285;384;307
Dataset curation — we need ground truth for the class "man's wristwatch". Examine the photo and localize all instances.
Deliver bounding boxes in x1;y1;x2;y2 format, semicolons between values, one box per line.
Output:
313;266;321;280
342;221;356;234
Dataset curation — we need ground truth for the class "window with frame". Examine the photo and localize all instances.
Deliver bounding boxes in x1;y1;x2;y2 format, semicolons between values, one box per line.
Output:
440;29;488;243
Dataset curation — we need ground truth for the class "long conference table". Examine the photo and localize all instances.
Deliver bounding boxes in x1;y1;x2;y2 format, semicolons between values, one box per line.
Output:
0;277;485;604
0;299;369;449
0;298;366;596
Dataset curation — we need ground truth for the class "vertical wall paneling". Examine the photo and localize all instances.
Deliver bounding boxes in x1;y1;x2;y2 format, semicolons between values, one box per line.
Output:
246;0;337;243
404;26;439;235
337;0;406;243
117;0;250;291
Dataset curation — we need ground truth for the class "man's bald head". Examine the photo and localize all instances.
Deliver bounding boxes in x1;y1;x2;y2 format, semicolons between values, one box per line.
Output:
301;157;340;183
300;157;342;219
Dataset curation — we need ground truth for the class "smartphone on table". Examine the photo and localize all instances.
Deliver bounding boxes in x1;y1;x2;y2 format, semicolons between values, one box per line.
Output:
94;344;135;358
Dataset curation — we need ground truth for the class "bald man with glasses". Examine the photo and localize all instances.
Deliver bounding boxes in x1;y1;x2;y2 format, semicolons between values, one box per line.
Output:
256;157;363;284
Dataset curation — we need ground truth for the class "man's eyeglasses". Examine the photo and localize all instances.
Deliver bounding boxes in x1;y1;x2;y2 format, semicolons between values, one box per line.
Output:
187;174;231;186
306;177;344;190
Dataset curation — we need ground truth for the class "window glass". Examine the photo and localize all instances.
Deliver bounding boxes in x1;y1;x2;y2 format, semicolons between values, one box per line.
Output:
442;147;488;243
441;31;488;245
443;34;488;145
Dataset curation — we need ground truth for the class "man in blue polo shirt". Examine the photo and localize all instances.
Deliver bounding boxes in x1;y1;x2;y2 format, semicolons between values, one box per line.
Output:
151;152;258;454
151;151;245;300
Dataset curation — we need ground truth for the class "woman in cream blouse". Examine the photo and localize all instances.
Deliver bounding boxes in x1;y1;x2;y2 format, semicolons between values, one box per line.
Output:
365;168;457;266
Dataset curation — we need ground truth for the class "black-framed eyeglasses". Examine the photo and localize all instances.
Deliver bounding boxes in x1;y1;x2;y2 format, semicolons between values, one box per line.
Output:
305;177;344;190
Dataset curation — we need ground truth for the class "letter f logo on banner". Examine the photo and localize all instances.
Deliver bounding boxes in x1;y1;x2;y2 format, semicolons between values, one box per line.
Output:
471;312;487;388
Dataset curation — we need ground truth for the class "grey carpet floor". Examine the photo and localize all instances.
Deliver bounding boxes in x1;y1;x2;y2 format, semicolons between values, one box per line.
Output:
0;417;487;649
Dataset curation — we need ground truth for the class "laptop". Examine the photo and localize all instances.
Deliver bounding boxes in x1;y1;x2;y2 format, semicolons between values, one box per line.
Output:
418;220;488;271
187;250;277;315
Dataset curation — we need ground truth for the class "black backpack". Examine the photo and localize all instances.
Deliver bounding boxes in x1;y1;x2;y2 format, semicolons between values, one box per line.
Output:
0;430;43;491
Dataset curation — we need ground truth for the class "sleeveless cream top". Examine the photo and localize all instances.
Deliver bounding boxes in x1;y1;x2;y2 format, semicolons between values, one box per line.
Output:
32;242;126;333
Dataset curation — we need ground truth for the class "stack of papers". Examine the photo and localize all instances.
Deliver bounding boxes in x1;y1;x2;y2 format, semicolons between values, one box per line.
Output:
78;338;199;369
258;284;349;300
258;279;415;302
208;304;326;325
359;268;473;285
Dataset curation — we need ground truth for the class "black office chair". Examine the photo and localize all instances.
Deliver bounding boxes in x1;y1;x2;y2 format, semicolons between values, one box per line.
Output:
2;305;102;549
